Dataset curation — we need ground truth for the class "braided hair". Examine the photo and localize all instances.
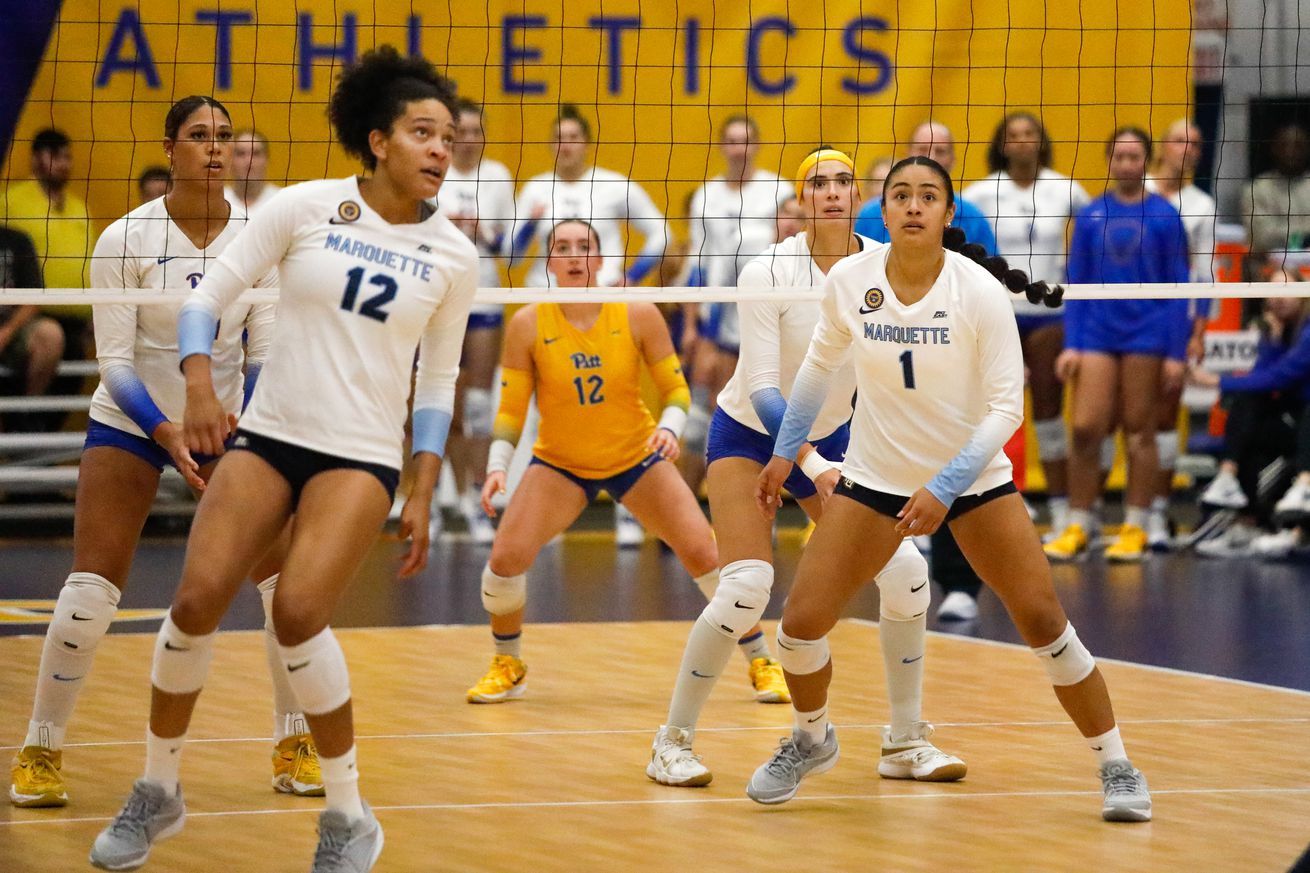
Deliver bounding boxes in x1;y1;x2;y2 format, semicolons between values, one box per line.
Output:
883;156;1064;309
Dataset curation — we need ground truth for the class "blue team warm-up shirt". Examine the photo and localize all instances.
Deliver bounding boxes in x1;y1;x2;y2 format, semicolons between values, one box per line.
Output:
1064;192;1192;360
854;198;999;256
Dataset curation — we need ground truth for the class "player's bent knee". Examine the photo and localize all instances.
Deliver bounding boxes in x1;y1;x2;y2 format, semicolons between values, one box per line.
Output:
481;565;526;615
271;597;331;646
703;559;772;638
151;613;216;694
775;625;830;676
279;627;351;715
875;540;930;621
1032;622;1096;686
51;572;120;654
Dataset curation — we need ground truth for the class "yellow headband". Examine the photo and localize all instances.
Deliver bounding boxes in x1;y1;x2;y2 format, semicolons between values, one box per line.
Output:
794;148;857;200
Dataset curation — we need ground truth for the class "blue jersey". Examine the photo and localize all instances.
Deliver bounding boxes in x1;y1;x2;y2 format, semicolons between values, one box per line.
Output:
1064;192;1191;360
854;198;999;256
1220;323;1310;404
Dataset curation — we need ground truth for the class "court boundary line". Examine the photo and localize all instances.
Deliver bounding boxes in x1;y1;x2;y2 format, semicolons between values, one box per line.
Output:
6;785;1310;828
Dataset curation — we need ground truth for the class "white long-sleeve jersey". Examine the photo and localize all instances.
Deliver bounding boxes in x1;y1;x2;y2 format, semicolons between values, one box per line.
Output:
961;169;1090;314
783;246;1023;500
506;167;668;287
89;196;276;439
688;171;791;288
434;158;516;310
716;232;869;440
182;177;479;469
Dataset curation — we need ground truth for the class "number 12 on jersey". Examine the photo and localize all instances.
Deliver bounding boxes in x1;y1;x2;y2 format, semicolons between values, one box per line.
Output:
340;267;397;323
573;375;604;405
899;350;916;390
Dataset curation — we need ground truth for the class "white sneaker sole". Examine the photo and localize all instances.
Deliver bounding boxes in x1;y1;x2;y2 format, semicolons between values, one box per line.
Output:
89;812;185;871
271;775;325;796
746;750;839;805
467;682;527;704
1102;802;1152;822
9;785;68;807
646;759;713;787
878;756;967;782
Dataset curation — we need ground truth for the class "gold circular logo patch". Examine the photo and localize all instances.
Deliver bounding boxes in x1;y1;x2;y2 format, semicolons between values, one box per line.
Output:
337;200;361;223
863;287;884;312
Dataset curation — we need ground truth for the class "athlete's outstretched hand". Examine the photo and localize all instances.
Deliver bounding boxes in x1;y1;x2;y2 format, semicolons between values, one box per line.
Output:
481;471;508;518
756;456;792;519
1054;349;1081;383
396;494;431;578
895;488;949;536
153;421;205;492
648;427;681;462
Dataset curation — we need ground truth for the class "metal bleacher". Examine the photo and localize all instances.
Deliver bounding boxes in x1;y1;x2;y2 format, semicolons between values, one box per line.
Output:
0;360;194;521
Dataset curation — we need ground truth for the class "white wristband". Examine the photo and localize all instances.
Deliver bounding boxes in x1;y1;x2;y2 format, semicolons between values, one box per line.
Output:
486;439;516;475
657;406;688;440
799;449;837;483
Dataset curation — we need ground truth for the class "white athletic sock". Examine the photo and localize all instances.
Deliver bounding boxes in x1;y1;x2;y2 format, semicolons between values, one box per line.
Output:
1124;506;1150;530
258;575;303;742
144;728;185;794
24;721;65;752
493;631;522;659
738;629;770;662
1088;725;1127;766
666;614;737;730
29;573;121;746
1048;495;1070;514
794;704;829;746
1150;496;1168;514
320;745;365;822
1069;508;1095;530
692;569;718;600
878;616;925;740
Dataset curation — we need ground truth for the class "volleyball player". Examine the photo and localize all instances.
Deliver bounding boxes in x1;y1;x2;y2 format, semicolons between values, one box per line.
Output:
9;95;321;811
505;104;670;545
963;113;1091;540
436;98;516;544
648;149;965;788
745;156;1151;823
467;218;787;705
1045;128;1191;563
90;48;477;872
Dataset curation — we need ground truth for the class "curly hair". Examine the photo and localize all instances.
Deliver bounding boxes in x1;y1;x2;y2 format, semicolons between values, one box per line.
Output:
328;46;458;170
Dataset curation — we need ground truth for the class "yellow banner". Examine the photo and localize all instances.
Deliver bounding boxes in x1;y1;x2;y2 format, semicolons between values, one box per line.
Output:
5;1;1191;234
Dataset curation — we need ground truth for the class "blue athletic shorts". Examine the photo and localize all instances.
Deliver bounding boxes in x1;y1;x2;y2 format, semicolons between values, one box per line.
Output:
84;419;221;473
706;407;850;500
467;311;504;331
529;452;662;502
1015;313;1063;337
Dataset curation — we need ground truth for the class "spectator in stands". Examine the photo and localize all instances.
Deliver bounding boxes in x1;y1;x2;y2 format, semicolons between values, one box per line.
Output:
1046;126;1191;564
1145;118;1218;549
0;225;63;431
0;128;93;356
862;156;894;202
1189;269;1310;557
775;196;805;242
225;129;280;217
1241;123;1310;258
964;112;1091;547
136;166;170;204
854;121;997;254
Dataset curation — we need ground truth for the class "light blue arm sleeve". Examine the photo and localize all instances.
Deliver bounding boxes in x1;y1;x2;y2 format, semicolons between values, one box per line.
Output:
412;407;454;458
924;415;1016;506
101;364;168;438
242;363;261;412
749;387;789;441
178;306;219;363
773;359;830;461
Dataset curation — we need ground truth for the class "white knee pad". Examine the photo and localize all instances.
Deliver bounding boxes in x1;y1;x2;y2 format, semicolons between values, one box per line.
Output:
703;560;772;639
875;539;930;621
1156;430;1179;471
463;387;494;439
1032;622;1096;686
1034;417;1069;463
257;574;278;631
775;626;830;676
482;565;526;615
279;627;351;715
151;613;217;694
51;572;120;656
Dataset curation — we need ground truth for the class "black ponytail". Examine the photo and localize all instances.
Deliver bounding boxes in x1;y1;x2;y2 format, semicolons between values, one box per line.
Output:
942;226;1063;308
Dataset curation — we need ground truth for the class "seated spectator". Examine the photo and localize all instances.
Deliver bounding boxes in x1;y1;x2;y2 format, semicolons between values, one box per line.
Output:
0;225;64;432
1189;270;1310;557
137;165;170;204
1240;123;1310;259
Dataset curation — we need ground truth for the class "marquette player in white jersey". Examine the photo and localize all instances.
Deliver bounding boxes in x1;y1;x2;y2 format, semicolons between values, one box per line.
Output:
746;157;1152;823
9;95;321;812
91;49;478;873
963;113;1091;537
648;147;965;787
466;219;786;705
435;98;516;544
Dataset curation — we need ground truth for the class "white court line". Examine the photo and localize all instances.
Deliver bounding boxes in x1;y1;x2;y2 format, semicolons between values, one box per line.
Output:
3;715;1305;753
7;785;1310;828
847;617;1310;699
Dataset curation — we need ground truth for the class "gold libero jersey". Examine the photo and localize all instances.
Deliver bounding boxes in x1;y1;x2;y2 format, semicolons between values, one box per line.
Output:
531;302;657;478
184;177;479;469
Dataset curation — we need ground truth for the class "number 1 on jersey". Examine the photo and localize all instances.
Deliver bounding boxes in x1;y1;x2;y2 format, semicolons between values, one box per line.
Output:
899;350;916;389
